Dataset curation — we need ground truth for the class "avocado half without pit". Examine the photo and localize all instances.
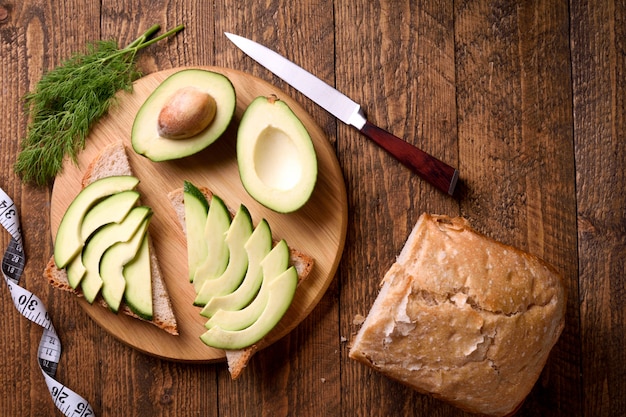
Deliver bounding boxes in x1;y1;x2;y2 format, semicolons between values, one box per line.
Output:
237;95;318;213
132;69;236;161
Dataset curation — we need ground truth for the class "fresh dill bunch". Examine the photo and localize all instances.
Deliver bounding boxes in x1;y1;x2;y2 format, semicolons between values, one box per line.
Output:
15;24;184;186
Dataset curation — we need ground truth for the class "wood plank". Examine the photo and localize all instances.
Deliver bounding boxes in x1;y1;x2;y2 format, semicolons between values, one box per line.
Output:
6;0;621;415
0;1;102;416
570;1;626;416
337;0;460;415
455;0;581;415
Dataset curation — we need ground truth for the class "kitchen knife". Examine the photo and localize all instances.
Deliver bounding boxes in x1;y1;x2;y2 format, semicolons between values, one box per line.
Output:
225;32;459;196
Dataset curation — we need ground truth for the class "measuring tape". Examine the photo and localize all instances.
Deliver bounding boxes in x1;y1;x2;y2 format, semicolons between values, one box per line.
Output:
1;187;95;417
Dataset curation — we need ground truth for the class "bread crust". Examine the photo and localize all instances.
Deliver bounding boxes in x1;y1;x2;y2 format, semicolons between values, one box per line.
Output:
349;213;566;417
43;254;178;336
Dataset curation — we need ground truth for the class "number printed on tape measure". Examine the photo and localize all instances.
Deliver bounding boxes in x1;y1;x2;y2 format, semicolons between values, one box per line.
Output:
0;198;22;241
48;380;94;417
6;278;51;328
2;238;24;283
40;327;62;364
1;186;95;417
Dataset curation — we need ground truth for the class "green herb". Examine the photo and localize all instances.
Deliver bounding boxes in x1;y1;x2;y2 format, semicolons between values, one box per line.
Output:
14;23;184;186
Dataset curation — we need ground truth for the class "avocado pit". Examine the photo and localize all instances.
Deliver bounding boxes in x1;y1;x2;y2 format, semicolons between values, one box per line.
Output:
132;69;236;161
157;86;217;139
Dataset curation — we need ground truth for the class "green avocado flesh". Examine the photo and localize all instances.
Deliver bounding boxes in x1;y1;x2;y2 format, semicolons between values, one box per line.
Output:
54;175;140;268
80;206;152;304
132;69;236;161
66;190;141;289
184;184;209;282
200;219;272;317
100;218;150;313
55;176;157;320
194;204;253;307
181;181;301;350
204;239;291;331
237;96;317;213
123;233;153;320
183;181;210;211
81;190;140;240
200;266;298;350
192;194;231;293
66;253;87;290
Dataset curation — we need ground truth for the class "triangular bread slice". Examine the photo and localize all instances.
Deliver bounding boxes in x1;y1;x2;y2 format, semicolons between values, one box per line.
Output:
167;186;314;379
44;141;178;336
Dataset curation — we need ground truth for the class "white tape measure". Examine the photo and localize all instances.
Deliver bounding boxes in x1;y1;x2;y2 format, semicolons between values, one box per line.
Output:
1;187;95;417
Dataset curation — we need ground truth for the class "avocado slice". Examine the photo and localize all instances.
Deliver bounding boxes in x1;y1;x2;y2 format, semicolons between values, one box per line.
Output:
200;266;298;350
81;190;141;240
131;69;236;161
200;218;273;317
192;194;231;293
66;190;141;289
237;95;317;213
194;205;253;307
183;181;209;282
204;239;290;331
123;234;153;320
66;253;87;290
80;206;151;303
54;175;140;268
99;217;150;313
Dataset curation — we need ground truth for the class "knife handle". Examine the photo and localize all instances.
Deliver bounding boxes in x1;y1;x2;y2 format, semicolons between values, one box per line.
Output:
360;121;459;196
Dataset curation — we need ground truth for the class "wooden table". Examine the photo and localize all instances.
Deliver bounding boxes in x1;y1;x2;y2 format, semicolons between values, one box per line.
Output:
0;1;623;416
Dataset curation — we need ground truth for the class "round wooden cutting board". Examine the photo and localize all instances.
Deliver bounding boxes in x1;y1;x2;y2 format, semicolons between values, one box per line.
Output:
49;66;348;362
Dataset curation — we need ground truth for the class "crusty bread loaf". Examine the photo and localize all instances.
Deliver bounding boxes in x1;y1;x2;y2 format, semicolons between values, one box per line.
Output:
167;186;314;379
44;141;178;336
348;213;566;417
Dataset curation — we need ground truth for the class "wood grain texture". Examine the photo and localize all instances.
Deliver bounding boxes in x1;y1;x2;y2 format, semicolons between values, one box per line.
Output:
337;1;462;416
1;0;624;416
1;2;101;416
455;1;581;415
571;1;626;416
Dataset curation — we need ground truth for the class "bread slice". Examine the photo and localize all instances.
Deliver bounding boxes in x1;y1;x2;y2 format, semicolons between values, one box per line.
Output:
167;186;314;379
44;141;178;336
348;213;566;417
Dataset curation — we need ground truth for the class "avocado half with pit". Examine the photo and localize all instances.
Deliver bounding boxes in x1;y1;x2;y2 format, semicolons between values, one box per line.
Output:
131;69;236;161
237;95;317;213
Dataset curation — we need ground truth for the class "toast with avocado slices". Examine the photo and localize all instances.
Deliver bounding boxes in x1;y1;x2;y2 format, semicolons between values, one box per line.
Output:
167;185;314;379
44;141;178;336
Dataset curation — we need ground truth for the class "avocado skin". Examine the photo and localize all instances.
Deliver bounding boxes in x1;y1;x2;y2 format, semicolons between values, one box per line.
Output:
184;180;210;211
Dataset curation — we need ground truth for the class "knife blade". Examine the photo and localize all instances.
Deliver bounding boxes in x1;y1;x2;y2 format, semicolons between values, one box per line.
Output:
225;32;459;196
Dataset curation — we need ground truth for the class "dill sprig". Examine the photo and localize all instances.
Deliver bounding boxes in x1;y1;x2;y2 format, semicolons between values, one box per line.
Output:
15;23;184;186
